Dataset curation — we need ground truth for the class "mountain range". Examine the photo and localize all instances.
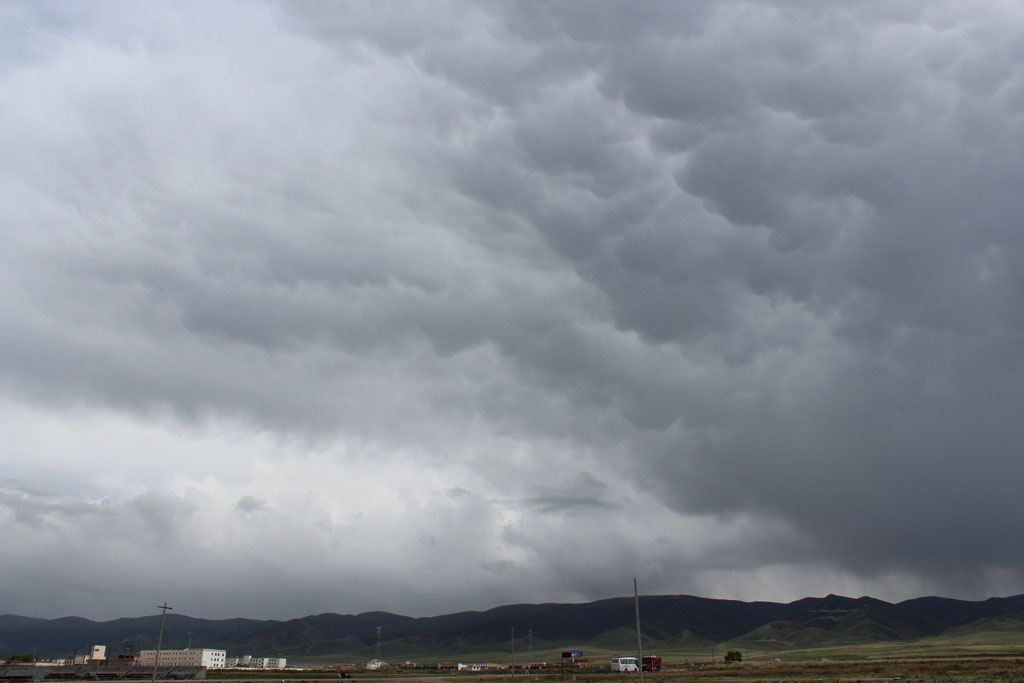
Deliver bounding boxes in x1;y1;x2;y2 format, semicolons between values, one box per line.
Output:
4;593;1024;662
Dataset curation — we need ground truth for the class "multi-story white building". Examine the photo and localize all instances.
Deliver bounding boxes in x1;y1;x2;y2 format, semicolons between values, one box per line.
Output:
137;649;226;668
225;655;287;669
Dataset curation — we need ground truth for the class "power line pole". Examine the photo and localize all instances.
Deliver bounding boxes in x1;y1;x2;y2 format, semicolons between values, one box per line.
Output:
510;627;515;679
633;578;644;683
527;629;533;675
152;602;173;683
376;626;382;663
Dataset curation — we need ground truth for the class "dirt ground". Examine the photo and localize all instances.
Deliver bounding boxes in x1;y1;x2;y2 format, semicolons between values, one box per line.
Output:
217;657;1024;683
564;658;1024;682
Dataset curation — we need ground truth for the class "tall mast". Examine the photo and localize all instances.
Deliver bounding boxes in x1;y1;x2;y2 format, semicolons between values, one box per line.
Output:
634;578;644;683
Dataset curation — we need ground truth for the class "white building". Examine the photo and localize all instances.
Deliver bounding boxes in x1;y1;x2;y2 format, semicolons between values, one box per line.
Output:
258;657;286;669
137;649;226;668
225;655;287;669
73;645;107;665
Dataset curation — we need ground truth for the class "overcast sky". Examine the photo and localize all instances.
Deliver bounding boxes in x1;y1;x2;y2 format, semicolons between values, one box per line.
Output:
3;0;1024;622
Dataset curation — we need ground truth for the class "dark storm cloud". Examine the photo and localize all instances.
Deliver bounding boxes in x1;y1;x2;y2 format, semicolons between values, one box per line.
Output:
377;0;1024;588
2;0;1024;619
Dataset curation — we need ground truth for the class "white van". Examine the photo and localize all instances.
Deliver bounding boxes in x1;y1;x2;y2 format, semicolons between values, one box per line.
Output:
610;657;638;672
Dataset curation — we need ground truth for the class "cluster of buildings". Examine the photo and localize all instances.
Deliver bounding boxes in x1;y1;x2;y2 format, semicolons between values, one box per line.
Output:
68;647;286;670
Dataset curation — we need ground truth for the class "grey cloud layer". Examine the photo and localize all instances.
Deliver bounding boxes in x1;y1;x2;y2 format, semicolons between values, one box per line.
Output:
2;0;1023;618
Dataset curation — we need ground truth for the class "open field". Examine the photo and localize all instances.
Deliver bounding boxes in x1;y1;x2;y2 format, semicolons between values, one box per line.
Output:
206;632;1024;682
302;644;1024;669
273;622;1024;668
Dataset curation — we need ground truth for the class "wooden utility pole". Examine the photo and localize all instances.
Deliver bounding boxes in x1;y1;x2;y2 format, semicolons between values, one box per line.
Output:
152;602;173;683
634;579;644;683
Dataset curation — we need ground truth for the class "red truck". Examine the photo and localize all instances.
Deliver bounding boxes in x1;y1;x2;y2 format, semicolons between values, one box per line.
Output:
642;656;662;672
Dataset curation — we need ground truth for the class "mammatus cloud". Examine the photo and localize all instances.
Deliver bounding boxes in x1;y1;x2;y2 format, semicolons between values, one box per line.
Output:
2;0;1023;620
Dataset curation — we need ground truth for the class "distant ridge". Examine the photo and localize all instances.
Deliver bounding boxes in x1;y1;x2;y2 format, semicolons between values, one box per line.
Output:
897;594;1024;627
3;593;1024;661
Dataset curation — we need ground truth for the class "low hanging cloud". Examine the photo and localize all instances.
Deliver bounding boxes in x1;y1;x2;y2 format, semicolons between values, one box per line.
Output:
2;0;1023;620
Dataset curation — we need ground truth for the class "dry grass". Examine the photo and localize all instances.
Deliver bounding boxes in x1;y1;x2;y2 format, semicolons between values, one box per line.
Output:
209;657;1024;682
572;657;1024;681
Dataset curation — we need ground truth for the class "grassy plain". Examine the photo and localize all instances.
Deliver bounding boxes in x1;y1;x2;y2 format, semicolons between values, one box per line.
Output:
208;628;1024;681
207;657;1024;682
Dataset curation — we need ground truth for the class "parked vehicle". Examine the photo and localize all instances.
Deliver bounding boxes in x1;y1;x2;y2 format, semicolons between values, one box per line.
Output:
610;657;638;672
642;656;662;672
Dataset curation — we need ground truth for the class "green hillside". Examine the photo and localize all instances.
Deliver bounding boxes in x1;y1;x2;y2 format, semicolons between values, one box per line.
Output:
5;594;1024;663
